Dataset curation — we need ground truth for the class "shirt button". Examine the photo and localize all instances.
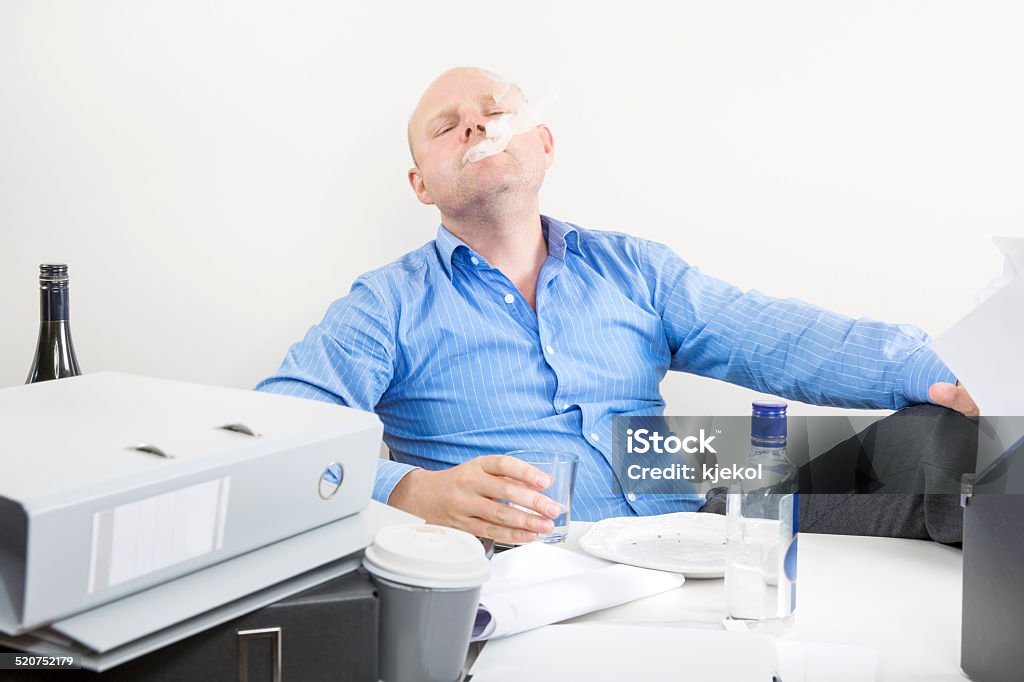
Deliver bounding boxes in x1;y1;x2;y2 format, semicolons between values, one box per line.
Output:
471;256;480;265
590;432;600;442
626;493;637;502
503;293;515;304
545;345;554;354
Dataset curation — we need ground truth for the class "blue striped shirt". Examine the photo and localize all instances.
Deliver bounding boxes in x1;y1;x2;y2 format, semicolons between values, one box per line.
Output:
255;215;955;520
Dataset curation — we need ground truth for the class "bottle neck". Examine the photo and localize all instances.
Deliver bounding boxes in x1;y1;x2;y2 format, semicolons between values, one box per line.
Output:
39;284;70;322
750;437;788;456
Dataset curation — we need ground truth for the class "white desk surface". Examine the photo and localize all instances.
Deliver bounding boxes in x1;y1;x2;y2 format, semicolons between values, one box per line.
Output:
557;521;966;682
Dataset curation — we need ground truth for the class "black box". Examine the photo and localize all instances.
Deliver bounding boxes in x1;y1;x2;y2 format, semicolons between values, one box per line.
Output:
961;428;1024;682
1;569;378;682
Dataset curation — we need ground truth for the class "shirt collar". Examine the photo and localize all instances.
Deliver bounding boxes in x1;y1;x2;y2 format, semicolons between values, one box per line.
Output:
434;223;467;279
434;215;583;281
541;215;583;260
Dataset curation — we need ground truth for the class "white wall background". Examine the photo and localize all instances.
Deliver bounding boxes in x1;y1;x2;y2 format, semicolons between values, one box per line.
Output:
1;0;1021;415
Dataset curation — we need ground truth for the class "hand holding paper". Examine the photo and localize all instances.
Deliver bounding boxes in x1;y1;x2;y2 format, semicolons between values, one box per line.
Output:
928;381;980;418
931;244;1024;416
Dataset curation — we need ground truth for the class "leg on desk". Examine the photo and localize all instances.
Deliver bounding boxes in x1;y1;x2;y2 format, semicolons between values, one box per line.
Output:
700;403;977;544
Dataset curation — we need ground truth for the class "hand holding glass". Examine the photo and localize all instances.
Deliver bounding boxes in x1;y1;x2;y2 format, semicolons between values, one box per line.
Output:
503;450;579;543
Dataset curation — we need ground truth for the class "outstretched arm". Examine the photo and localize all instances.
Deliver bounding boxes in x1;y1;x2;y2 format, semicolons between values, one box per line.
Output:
641;239;963;411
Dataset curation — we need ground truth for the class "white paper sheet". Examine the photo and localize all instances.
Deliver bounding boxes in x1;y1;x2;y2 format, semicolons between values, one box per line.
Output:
472;543;684;641
470;622;879;682
469;623;777;681
976;236;1024;304
931;273;1024;416
776;640;879;682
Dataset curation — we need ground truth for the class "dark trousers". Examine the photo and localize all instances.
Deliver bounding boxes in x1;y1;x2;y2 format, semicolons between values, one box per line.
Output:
699;404;977;544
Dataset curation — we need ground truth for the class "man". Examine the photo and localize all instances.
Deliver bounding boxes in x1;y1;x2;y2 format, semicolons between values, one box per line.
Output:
256;67;978;545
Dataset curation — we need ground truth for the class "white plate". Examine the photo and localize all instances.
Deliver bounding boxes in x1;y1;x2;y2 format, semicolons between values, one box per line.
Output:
578;512;726;579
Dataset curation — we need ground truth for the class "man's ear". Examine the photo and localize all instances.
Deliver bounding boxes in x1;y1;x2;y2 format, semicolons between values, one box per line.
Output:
408;167;435;206
538;124;555;169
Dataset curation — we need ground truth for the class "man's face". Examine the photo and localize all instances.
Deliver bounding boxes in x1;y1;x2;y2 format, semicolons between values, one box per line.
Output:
407;68;554;217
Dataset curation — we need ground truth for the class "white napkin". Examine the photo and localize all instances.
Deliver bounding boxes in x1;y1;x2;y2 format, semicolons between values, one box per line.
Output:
471;543;684;641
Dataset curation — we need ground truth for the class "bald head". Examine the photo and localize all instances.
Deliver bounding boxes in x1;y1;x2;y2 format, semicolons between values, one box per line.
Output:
407;67;528;166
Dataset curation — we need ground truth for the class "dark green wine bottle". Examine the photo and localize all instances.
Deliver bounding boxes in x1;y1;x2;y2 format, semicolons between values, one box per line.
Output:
26;263;82;383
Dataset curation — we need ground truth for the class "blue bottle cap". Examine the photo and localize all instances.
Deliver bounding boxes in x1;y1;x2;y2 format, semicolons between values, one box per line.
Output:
751;401;787;442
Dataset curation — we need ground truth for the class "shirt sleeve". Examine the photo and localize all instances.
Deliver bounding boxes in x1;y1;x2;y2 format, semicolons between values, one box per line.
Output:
641;239;957;410
254;276;419;502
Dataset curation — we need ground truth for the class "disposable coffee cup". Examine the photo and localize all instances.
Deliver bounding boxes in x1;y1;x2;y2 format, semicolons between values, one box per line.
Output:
363;524;490;682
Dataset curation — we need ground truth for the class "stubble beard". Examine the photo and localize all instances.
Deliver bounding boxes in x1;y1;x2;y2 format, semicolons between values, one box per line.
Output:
459;181;516;220
444;161;536;224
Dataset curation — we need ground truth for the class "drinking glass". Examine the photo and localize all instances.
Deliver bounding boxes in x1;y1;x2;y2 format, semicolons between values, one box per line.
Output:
504;450;579;543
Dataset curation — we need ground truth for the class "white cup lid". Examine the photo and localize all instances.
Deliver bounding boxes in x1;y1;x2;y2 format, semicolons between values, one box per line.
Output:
362;523;491;589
